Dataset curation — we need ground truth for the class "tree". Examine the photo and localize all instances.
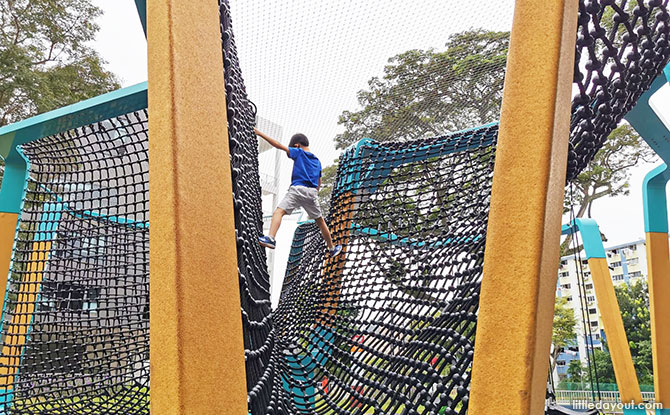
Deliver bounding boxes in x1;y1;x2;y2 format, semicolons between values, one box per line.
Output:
615;280;653;384
567;359;585;383
324;29;653;238
318;162;338;215
561;125;655;254
565;124;656;218
0;0;120;127
586;348;616;385
334;29;509;150
552;296;578;374
321;29;509;211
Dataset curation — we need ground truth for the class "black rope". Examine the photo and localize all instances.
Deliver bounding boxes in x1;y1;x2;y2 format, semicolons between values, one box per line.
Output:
567;184;602;402
0;1;668;414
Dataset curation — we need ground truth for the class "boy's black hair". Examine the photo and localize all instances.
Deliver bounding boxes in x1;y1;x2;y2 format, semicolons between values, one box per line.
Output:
289;133;309;147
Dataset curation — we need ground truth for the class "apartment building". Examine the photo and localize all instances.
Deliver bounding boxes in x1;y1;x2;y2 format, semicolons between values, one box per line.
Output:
554;239;648;378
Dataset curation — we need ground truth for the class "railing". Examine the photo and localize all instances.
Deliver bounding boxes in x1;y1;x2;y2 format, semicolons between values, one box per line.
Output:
555;390;657;413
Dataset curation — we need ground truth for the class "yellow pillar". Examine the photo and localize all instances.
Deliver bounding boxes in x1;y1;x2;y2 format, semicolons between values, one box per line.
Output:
588;258;642;404
646;232;670;407
0;241;51;388
469;0;579;414
0;213;18;310
147;1;247;414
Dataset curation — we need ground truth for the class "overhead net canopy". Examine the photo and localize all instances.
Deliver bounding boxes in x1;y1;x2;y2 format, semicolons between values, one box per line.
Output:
0;0;668;414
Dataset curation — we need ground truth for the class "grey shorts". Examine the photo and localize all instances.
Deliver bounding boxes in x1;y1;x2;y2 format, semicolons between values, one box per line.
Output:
277;185;322;219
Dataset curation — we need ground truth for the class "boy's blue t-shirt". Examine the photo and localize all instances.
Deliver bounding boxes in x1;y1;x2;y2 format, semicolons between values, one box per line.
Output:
288;147;322;188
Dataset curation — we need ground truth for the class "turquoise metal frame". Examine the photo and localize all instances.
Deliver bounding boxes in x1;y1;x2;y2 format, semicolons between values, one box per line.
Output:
623;62;670;415
134;0;147;37
624;62;670;235
335;122;498;197
0;82;148;214
561;218;606;260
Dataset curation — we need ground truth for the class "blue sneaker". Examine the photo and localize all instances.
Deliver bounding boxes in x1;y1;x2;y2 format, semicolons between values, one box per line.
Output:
329;244;343;257
259;235;276;249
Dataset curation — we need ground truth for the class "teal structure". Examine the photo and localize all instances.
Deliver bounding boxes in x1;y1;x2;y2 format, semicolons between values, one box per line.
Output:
625;63;670;238
623;62;670;415
561;218;606;260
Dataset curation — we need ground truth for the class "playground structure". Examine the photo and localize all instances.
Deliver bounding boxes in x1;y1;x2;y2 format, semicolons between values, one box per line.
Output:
0;1;667;414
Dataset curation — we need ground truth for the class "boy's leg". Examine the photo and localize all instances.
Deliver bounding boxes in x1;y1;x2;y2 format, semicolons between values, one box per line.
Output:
269;208;287;238
315;217;334;250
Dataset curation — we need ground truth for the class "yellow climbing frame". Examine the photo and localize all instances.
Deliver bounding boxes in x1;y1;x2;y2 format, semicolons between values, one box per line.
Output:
147;1;247;414
469;0;579;414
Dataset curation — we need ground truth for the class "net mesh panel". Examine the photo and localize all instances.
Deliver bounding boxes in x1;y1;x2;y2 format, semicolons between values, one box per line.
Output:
0;111;149;413
0;0;667;414
223;0;670;414
568;0;670;181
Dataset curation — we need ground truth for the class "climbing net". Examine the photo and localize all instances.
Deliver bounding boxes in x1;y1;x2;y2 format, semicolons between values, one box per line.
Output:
0;112;149;414
0;0;667;414
225;0;670;414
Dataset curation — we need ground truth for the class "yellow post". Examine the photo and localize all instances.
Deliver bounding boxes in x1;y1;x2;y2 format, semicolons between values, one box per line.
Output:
147;0;248;414
588;258;643;404
469;0;579;414
646;232;670;408
0;241;51;388
0;213;18;310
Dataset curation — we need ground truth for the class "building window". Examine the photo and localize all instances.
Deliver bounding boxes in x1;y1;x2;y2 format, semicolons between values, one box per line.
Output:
561;284;571;290
566;297;573;302
581;259;588;265
585;283;593;290
610;261;621;267
628;258;639;266
590;321;599;327
589;308;597;314
612;274;624;281
629;271;642;278
584;271;591;277
559;271;569;278
560;260;568;267
40;283;100;313
557;360;566;367
587;296;595;302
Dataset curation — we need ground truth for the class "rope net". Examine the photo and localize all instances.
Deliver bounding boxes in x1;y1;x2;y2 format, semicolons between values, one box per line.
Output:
0;112;149;413
0;0;667;414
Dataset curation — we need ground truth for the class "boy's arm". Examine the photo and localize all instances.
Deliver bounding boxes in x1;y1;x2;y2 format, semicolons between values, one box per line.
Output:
254;128;290;156
318;177;322;190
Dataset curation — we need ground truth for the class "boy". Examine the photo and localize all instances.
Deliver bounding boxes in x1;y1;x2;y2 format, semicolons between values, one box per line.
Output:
255;128;343;257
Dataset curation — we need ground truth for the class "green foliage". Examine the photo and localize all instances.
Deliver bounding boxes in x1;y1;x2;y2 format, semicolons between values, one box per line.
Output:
552;296;578;378
318;162;338;215
553;296;578;353
586;348;616;384
567;359;585;383
614;280;653;384
0;0;120;126
334;29;509;149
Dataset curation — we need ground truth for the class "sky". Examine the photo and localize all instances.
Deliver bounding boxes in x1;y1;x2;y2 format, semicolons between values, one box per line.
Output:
92;1;670;306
